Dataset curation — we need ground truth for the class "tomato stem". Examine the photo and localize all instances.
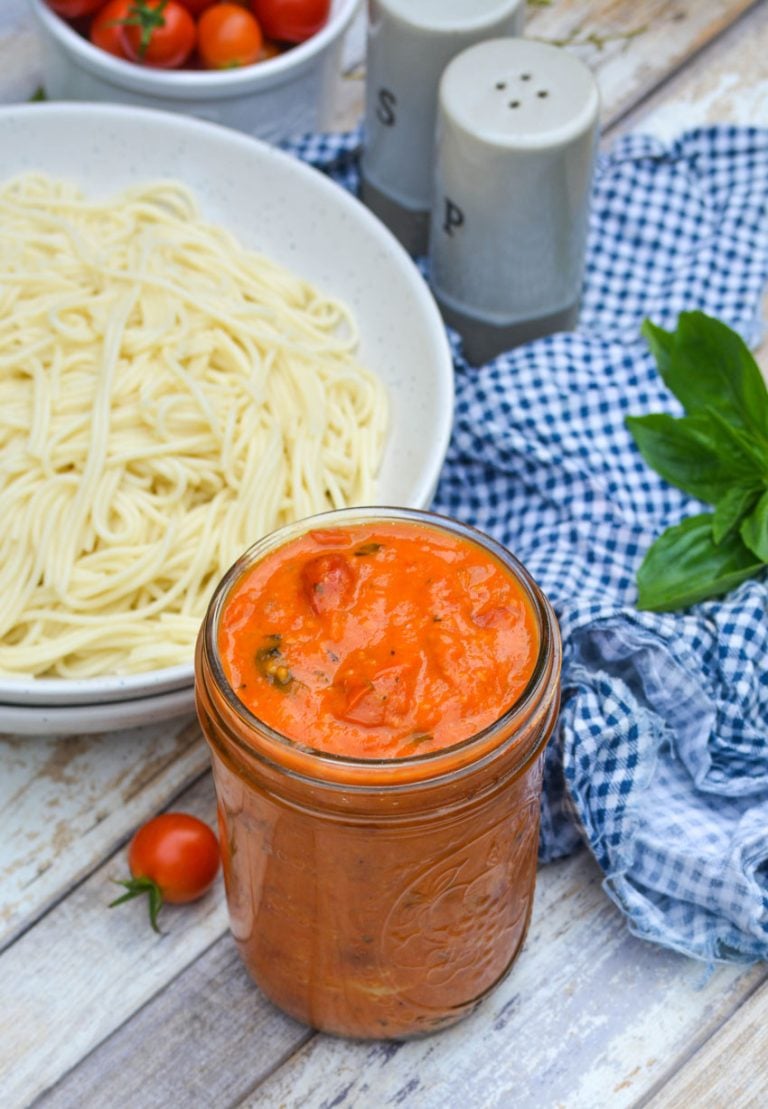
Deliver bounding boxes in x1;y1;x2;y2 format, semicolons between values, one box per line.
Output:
109;876;164;933
121;0;169;57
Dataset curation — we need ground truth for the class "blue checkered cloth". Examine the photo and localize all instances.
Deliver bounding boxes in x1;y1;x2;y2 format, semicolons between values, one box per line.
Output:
286;126;768;964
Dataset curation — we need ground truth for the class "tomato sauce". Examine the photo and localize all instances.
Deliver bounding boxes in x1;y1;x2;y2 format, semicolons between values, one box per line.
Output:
196;510;561;1039
218;521;539;758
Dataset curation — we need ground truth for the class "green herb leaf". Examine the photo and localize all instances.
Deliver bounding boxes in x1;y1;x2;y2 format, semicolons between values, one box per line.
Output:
255;634;294;689
625;411;757;504
641;312;768;441
712;486;761;545
739;490;768;563
637;514;762;611
640;318;675;380
702;406;768;475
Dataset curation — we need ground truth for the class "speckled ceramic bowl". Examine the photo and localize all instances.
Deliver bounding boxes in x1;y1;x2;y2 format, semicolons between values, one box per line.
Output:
30;0;360;143
0;102;454;717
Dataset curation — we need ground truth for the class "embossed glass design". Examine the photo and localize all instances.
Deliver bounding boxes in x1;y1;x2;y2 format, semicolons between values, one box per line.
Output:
195;508;562;1039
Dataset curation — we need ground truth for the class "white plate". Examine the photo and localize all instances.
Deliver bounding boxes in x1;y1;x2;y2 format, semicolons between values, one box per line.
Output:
0;686;195;736
0;103;454;711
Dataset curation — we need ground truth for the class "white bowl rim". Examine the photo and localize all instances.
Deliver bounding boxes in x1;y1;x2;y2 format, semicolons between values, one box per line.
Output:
0;684;196;734
0;101;454;706
30;0;361;99
0;664;194;706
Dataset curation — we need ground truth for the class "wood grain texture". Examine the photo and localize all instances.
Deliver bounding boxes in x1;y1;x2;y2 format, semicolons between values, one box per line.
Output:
240;852;764;1109
616;0;768;139
0;717;210;950
643;978;768;1108
36;935;311;1109
525;0;762;127
1;775;227;1108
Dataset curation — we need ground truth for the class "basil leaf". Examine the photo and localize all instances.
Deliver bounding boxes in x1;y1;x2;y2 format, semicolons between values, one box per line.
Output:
625;412;756;503
740;490;768;562
701;406;768;476
642;312;768;441
713;486;761;545
641;318;675;380
637;513;763;611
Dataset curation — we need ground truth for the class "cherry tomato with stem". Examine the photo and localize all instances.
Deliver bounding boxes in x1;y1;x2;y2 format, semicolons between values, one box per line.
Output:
198;3;264;69
90;0;133;59
48;0;106;18
110;812;220;932
121;0;196;68
250;0;330;45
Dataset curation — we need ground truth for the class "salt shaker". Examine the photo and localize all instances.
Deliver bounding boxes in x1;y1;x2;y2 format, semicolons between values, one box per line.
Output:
429;38;600;363
361;0;525;256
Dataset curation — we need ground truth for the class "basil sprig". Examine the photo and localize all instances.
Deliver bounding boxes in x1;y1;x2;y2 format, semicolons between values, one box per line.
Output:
626;311;768;611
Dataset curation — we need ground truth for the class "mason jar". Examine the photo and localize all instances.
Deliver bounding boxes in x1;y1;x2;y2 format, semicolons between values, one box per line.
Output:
195;507;561;1039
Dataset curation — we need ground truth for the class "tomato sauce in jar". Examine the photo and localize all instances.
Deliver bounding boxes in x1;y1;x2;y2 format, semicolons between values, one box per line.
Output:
195;508;561;1039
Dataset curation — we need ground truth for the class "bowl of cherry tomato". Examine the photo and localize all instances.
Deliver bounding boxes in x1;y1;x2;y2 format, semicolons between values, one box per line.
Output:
31;0;360;142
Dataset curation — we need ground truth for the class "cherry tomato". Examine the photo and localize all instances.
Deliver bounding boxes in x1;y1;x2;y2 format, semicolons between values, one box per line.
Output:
110;812;220;932
90;0;133;59
122;0;196;68
198;4;263;69
48;0;106;17
301;552;356;615
250;0;330;44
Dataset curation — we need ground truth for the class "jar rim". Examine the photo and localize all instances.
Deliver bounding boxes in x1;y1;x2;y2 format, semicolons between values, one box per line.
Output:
200;507;560;786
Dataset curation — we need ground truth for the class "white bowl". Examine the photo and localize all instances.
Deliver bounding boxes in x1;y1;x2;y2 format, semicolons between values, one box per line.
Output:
0;102;453;710
30;0;360;143
0;687;196;736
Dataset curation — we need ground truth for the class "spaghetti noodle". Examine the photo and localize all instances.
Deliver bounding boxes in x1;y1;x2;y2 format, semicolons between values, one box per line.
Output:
0;174;388;678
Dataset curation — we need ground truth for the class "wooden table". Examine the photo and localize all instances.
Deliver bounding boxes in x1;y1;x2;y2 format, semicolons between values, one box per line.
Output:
2;2;768;1106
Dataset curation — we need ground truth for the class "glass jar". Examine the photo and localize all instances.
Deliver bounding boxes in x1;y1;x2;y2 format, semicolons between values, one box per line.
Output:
195;508;561;1039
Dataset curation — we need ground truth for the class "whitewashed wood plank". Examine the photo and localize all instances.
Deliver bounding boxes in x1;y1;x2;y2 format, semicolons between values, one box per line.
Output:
0;716;210;950
239;851;764;1108
525;0;761;128
37;934;312;1109
0;775;231;1108
616;0;768;139
644;978;768;1108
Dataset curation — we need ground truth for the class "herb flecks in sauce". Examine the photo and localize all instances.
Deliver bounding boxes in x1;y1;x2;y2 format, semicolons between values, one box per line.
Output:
219;522;539;758
255;634;293;689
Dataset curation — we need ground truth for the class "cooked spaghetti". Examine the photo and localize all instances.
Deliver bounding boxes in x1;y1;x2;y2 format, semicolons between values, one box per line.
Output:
0;174;388;678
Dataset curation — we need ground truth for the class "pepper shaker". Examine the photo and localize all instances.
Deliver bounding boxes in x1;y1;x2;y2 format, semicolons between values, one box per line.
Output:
361;0;525;256
429;38;600;363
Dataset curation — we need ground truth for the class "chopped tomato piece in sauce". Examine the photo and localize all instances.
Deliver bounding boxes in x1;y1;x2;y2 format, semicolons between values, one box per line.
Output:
301;552;356;615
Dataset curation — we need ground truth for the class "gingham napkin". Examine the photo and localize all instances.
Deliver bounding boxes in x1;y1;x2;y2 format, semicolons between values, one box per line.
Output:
287;126;768;964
